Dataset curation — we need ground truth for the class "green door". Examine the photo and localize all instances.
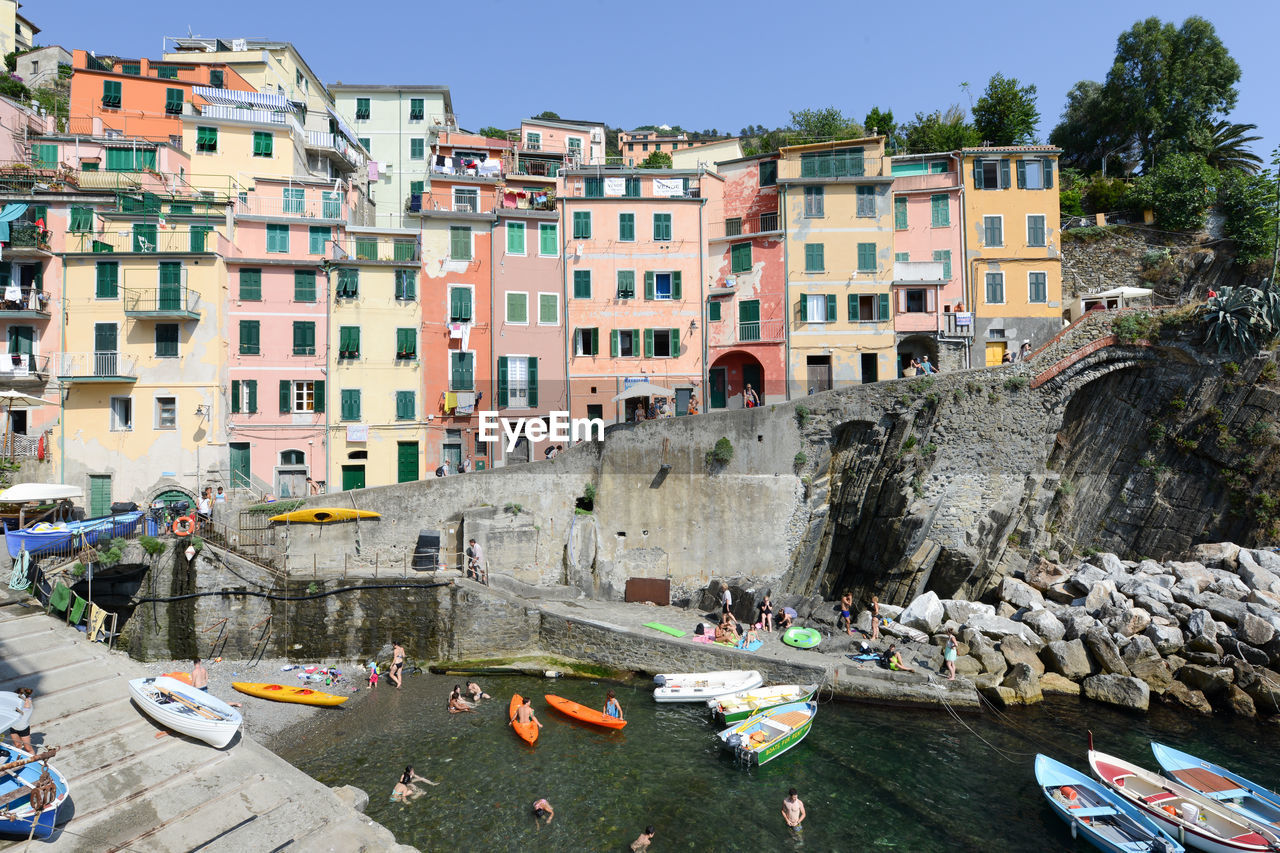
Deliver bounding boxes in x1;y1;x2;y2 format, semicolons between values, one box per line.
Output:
158;262;182;310
443;443;462;472
342;465;365;491
7;326;33;371
397;442;419;483
93;323;117;375
229;442;251;488
88;475;111;517
709;367;727;409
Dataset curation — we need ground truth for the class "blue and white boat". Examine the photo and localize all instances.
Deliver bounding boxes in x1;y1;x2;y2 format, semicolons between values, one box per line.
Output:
1152;743;1280;832
3;510;144;558
1035;754;1182;853
0;717;69;840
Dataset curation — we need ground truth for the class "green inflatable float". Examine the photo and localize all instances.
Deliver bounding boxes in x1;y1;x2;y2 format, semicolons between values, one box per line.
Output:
782;626;822;649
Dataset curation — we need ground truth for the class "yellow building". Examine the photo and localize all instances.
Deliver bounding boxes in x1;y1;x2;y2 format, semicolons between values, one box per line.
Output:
959;146;1063;365
326;228;425;490
0;0;38;58
778;137;896;392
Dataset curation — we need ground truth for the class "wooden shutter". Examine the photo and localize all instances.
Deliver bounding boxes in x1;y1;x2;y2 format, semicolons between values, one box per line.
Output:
590;328;599;355
245;380;257;413
1016;160;1027;189
999;159;1010;189
898;289;908;312
878;293;890;321
825;294;836;322
313;380;325;412
894;196;907;230
848;294;859;322
644;328;654;358
610;330;619;357
670;329;680;357
926;289;936;313
527;357;538;407
231;380;241;414
1043;158;1054;189
279;380;291;413
708;301;721;322
671;272;682;300
497;356;508;406
972;158;984;189
459;288;472;320
644;271;654;301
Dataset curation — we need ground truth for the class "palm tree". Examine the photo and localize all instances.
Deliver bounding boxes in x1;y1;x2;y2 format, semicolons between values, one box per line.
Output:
1202;121;1264;173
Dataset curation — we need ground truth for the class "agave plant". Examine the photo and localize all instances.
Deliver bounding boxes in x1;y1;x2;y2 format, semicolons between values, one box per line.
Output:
1203;286;1273;358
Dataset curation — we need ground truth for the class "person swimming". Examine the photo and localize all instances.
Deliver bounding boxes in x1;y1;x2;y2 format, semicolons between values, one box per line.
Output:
603;690;623;720
391;766;437;802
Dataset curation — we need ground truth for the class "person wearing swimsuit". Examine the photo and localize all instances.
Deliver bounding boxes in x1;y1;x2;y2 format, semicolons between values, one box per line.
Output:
604;690;623;720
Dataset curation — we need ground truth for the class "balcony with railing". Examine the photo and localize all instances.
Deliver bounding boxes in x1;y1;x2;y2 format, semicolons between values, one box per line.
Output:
779;152;887;182
58;351;139;382
198;104;304;138
305;131;365;171
236;194;346;220
0;353;51;384
712;212;781;240
0;286;51;319
512;158;561;178
891;171;957;192
735;318;786;344
334;236;420;264
944;311;974;338
893;261;946;283
70;227;227;254
431;156;503;180
123;286;202;319
7;223;51;255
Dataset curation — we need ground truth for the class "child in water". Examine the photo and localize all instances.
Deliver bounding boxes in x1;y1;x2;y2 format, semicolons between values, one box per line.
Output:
368;662;379;689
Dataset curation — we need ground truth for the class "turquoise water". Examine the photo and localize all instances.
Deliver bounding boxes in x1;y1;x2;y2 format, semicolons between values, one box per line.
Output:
276;674;1280;852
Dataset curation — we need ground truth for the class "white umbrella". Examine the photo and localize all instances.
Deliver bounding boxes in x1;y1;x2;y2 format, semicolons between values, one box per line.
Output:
611;382;676;402
0;390;51;460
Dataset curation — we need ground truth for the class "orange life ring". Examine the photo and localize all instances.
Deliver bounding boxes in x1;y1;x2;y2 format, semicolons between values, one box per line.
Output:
172;516;194;537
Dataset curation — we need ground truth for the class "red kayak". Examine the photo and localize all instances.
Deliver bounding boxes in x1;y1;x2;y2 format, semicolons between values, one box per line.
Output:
509;694;539;745
545;694;627;730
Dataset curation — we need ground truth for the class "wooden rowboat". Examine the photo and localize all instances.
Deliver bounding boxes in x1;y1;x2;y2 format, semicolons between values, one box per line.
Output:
545;694;626;730
1035;754;1183;853
509;694;538;745
708;683;819;725
1152;743;1280;833
652;670;763;703
128;676;242;749
268;508;381;524
232;682;348;707
717;700;816;766
0;745;68;839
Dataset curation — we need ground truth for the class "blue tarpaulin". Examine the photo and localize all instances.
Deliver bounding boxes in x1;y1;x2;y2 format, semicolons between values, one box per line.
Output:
4;511;143;558
0;203;29;243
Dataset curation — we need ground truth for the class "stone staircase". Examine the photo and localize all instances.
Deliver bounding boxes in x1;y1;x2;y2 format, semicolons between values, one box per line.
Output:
0;594;414;852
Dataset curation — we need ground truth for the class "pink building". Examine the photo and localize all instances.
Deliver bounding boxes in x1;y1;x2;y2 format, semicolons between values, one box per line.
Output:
890;152;970;373
706;153;786;408
560;167;723;423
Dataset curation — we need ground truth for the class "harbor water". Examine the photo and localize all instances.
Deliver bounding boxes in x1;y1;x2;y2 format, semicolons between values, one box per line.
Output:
275;673;1280;852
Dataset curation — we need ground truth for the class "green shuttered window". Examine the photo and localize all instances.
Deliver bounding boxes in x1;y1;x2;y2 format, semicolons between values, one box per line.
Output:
856;185;875;218
618;213;635;242
450;352;474;390
539;293;558;324
396;328;416;359
507;221;525;254
69;206;93;232
336;268;359;298
894;196;907;230
309;226;329;255
1027;215;1046;247
395;391;415;420
196;126;217;153
395;269;416;300
931;194;950;228
266;224;289;253
340;389;361;421
933;250;951;281
857;243;877;272
238;268;261;301
239;320;260;354
539;223;557;255
616;270;635;299
731;242;752;273
102;80;121;108
293;270;315;302
983;216;1003;247
95;262;119;298
338;326;360;359
252;131;273;157
450;226;471;260
573;270;591;299
804;243;823;273
1029;272;1047;303
231;380;257;414
572;211;591;239
292;321;316;355
652;213;672;242
449;287;471;321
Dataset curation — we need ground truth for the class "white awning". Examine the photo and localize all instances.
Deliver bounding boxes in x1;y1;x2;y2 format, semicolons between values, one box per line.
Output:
1089;287;1153;299
191;87;292;111
326;106;363;150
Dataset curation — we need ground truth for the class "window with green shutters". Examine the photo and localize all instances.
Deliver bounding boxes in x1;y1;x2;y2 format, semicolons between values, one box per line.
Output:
231;379;258;414
930;194;950;227
933;250;952;281
803;186;824;217
624;177;640;197
95;262;119;298
450;226;471;260
32;143;57;168
266;223;289;253
409;180;424;196
848;293;859;322
252;131;273;157
804;243;824;272
355;237;377;259
708;300;721;322
895;252;910;263
336;268;359;298
358;137;370;152
985;272;1004;303
355;98;370;120
618;213;635;242
856;185;876;218
106;147;153;171
155;324;179;358
237;268;260;301
1029;272;1048;303
322;191;341;219
239;320;260;354
653;213;672;242
800;148;864;178
196;126;217;153
69;207;93;232
449;286;472;321
540;223;557;255
572;211;591;239
102;80;121;108
292;321;316;355
282;187;304;214
161;87;183;115
507;221;525;255
395;391;415;420
340;389;361;421
157;66;178;79
759;160;777;187
857;243;877;272
731;242;752;273
1027;215;1046;247
616;270;635;299
894;196;908;230
338;326;360;359
281;380;323;413
120;62;140;75
308;226;329;255
396;328;416;359
983;216;1003;247
393;239;415;261
584;177;603;198
133;223;157;252
573;270;591;299
539;293;558;324
450;352;474;390
189;226;212;252
292;269;315;302
506;292;528;324
208;68;224;88
170;201;193;215
395;269;416;300
409;98;424;120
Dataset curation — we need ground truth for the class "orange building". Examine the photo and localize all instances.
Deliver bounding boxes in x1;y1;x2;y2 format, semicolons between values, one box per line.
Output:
68;50;254;142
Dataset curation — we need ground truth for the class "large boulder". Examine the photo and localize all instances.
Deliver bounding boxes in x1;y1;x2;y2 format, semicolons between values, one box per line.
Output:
1026;559;1071;592
1095;553;1127;576
953;654;984;677
1223;685;1257;717
1000;635;1046;677
1236;551;1280;595
1219;637;1270;667
1100;605;1151;638
977;648;1008;679
1250;550;1280;573
1000;577;1045;611
1208;572;1251;601
1082;674;1150;711
1042;639;1093;680
1191;542;1241;570
899;591;944;635
1069;564;1109;594
999;663;1043;705
1171;561;1215;593
1083;627;1132;676
1040;672;1082;695
1237;613;1276;647
1118;576;1175;605
942;599;996;625
1244;675;1280;713
1143;623;1185;655
1060;610;1100;641
1021;609;1065;643
1198;593;1250;627
1084;579;1119;613
1121;635;1175;694
1164;681;1214;715
967;613;1043;647
1187;609;1229;639
1176;665;1234;696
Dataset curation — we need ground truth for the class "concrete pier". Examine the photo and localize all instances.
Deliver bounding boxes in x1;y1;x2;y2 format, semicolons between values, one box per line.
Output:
0;591;415;853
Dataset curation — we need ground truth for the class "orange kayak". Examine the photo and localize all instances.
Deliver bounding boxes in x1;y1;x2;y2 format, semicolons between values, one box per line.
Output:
545;694;627;730
509;694;539;745
232;682;348;707
162;671;194;685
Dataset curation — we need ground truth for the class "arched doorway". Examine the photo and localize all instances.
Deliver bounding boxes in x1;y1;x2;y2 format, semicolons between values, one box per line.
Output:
709;351;765;409
896;335;939;377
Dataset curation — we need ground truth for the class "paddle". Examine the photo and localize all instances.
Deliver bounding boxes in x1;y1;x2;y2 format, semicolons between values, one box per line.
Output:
154;687;222;721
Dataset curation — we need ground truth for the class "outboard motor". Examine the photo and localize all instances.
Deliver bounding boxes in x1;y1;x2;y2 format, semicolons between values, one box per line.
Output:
653;675;666;687
726;733;743;749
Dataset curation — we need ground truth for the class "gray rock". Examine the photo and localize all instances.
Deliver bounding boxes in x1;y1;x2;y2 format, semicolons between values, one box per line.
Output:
996;601;1018;620
1000;577;1045;611
1191;542;1241;570
1096;553;1127;576
1026;559;1071;593
1083;627;1132;676
1168;602;1194;623
1171;562;1215;593
942;599;996;625
1223;684;1257;717
1219;637;1270;667
1021;608;1065;643
967;613;1044;648
1069;564;1108;594
1084;579;1119;613
1236;551;1280;595
1144;623;1185;655
1132;595;1171;619
1040;673;1082;695
1237;613;1276;647
1187;610;1228;639
1101;605;1151;638
1176;665;1234;696
1042;638;1093;680
1199;593;1250;626
332;785;369;813
1060;610;1101;641
1000;635;1046;677
1247;590;1280;611
1082;674;1150;711
1136;560;1168;576
1122;635;1175;694
1164;681;1214;715
1244;675;1280;714
1044;582;1077;605
977;649;1008;679
1250;550;1280;573
1118;577;1175;604
1208;572;1250;601
999;663;1043;705
954;655;984;676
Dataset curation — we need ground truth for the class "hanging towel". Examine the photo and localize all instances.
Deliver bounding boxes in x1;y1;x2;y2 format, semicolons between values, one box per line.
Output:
368;161;379;181
444;391;458;411
49;581;70;612
4;284;20;303
89;604;108;642
460;321;471;352
68;593;88;625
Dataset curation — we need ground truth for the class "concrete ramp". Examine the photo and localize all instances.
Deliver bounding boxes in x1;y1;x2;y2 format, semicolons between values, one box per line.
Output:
0;596;415;852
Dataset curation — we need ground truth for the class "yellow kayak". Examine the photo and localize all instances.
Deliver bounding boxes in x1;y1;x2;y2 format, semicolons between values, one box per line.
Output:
268;508;381;524
232;682;348;707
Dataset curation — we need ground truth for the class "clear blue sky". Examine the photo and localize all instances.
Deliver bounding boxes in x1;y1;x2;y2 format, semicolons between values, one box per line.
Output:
45;0;1278;165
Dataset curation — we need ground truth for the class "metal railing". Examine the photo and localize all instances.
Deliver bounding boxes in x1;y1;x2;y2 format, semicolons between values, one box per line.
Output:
430;159;504;179
411;191;490;214
513;159;560;178
70;228;226;254
304;131;365;169
736;319;786;343
335;236;421;263
0;287;50;315
0;352;50;378
236;194;345;220
894;261;946;282
944;312;974;338
715;212;780;239
58;351;139;379
779;154;886;181
891;172;957;192
198;104;305;138
123;286;203;316
9;223;50;251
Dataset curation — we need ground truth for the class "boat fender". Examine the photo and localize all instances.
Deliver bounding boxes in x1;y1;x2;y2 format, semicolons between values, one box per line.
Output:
172;516;194;537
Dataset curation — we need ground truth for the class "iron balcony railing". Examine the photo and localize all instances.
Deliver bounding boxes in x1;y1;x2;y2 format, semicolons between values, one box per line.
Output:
58;351;139;380
123;286;203;317
71;228;225;254
716;212;780;239
198;104;305;138
236;194;346;220
736;318;786;344
304;131;365;169
0;352;50;379
8;223;50;251
335;237;421;263
0;287;50;316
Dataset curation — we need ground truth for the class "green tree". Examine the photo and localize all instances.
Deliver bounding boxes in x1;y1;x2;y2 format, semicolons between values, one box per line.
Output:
1050;80;1134;175
788;107;861;143
477;126;512;140
1193;120;1264;173
972;73;1040;145
1127;152;1214;231
1103;16;1241;169
532;110;561;121
863;106;900;150
902;106;980;154
640;150;673;169
1217;169;1279;265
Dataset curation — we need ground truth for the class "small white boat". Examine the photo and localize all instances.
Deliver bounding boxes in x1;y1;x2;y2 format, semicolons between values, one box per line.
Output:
652;670;763;703
127;676;242;749
1151;743;1280;832
1036;754;1183;853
